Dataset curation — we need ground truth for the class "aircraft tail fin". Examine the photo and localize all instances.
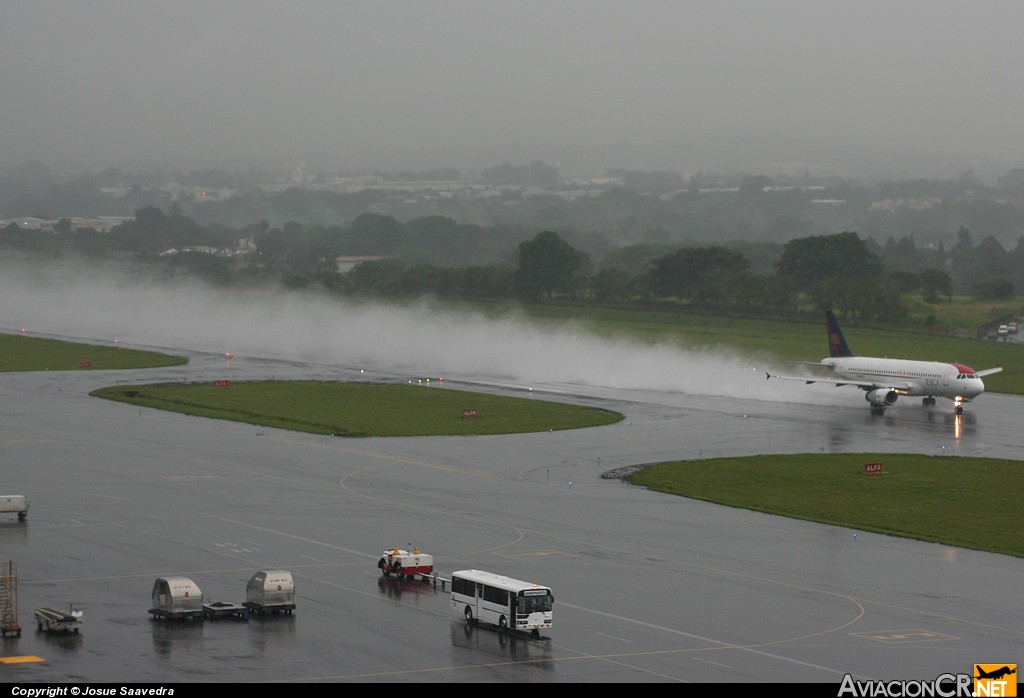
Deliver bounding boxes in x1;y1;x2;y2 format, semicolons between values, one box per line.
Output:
825;309;854;358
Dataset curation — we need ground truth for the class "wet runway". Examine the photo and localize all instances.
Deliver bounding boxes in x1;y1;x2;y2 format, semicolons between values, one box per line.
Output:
2;343;1023;684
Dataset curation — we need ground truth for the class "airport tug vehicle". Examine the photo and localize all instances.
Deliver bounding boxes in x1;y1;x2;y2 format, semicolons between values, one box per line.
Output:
378;547;434;581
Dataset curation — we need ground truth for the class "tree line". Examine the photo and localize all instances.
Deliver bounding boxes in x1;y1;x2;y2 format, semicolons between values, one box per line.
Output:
9;161;1024;257
3;205;1020;323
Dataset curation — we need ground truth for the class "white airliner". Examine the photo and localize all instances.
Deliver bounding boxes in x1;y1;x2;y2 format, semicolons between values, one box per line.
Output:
767;310;1002;414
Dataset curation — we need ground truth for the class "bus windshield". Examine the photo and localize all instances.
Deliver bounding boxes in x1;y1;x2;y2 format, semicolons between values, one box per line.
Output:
518;592;553;614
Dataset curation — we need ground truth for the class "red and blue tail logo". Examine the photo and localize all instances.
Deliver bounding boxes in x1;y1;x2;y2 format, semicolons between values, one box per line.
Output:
825;310;854;357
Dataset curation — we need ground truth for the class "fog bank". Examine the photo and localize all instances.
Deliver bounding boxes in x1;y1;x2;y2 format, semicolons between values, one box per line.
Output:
0;263;826;405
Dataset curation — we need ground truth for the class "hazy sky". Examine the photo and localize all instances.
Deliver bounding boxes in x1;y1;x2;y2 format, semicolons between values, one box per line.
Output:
3;1;1024;176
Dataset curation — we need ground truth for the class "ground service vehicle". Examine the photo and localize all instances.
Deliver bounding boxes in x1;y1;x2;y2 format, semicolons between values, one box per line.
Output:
34;606;83;634
244;569;295;615
149;576;204;621
378;548;434;580
451;569;553;635
1;495;29;521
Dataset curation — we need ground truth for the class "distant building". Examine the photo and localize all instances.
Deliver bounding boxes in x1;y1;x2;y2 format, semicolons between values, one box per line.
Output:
159;246;220;256
71;216;134;232
165;186;234;202
5;217;57;231
870;197;942;213
334;255;386;273
1;216;133;232
286;162;309;185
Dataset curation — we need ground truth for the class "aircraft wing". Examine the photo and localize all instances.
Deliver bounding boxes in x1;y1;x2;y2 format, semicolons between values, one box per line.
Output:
975;366;1003;377
766;372;912;392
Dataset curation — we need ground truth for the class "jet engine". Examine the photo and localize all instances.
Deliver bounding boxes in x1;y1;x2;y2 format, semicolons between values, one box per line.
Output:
866;389;898;407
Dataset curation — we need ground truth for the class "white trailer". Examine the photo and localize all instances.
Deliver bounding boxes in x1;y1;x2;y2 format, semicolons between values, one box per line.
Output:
0;495;29;521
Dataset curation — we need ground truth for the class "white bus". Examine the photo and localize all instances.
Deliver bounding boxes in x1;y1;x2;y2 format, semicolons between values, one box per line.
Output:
451;569;553;634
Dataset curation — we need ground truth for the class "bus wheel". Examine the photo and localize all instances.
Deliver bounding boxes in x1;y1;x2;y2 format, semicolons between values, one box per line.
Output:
464;606;473;622
499;616;507;631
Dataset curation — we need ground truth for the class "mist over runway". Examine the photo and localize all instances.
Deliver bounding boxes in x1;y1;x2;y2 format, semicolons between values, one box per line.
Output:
0;262;829;406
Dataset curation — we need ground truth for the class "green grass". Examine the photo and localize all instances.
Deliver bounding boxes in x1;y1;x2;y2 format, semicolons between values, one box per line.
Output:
627;453;1024;557
901;295;1020;334
0;332;186;371
90;381;624;436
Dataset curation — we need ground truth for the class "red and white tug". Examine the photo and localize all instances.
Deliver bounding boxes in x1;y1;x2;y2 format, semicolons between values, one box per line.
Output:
378;547;434;580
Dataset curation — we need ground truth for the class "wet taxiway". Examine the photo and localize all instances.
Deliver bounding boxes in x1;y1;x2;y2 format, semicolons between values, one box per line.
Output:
1;345;1022;684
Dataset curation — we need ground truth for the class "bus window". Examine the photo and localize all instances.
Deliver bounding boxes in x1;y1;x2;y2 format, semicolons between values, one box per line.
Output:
519;593;552;614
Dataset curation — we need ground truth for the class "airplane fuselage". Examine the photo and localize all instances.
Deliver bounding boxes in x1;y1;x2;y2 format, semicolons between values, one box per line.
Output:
767;310;1001;414
822;356;985;402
